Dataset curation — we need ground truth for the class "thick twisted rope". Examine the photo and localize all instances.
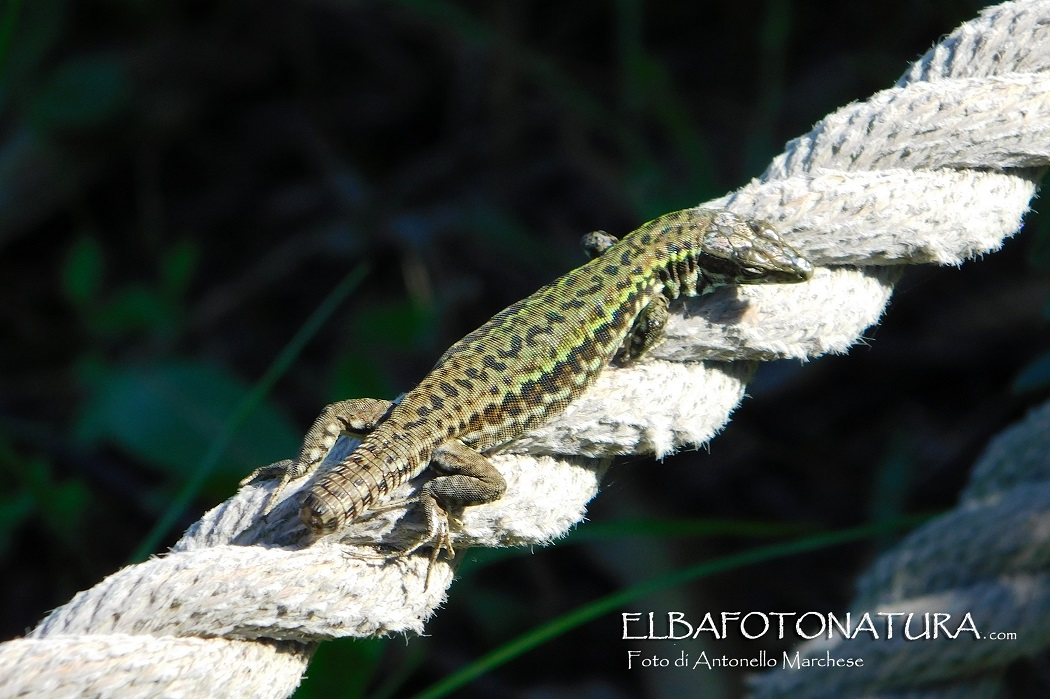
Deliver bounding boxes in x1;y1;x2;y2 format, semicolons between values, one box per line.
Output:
2;1;1048;697
748;398;1050;699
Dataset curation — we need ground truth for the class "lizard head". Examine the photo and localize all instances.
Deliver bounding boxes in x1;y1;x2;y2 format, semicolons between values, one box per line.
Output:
699;214;813;286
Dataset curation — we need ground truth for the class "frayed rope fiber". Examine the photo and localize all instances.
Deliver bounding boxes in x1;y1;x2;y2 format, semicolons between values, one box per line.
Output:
747;399;1050;699
3;2;1049;697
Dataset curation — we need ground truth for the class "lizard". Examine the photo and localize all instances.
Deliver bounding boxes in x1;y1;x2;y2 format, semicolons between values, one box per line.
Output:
243;208;812;578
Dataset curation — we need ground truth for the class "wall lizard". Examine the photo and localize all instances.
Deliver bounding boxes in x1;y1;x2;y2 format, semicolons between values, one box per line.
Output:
244;208;812;577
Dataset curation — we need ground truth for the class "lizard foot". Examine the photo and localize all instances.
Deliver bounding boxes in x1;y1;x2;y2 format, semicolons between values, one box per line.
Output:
370;492;454;588
239;459;301;515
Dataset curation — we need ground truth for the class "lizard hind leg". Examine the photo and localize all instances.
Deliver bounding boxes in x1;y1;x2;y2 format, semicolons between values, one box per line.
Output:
241;397;395;514
390;440;507;586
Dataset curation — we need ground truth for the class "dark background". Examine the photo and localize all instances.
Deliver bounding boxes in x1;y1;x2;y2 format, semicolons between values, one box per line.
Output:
2;1;1049;697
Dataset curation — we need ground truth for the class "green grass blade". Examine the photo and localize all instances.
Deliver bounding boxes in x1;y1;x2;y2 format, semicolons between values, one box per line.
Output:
411;514;930;699
130;262;370;561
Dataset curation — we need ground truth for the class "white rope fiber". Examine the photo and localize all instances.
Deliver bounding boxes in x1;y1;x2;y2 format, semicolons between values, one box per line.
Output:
3;1;1049;696
748;399;1050;698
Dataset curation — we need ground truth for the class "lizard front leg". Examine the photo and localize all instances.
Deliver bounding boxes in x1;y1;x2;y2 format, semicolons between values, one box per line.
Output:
580;230;619;259
581;229;671;364
241;397;395;511
614;294;670;365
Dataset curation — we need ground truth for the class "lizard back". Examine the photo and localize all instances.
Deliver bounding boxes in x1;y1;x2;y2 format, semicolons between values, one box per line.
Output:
302;208;811;530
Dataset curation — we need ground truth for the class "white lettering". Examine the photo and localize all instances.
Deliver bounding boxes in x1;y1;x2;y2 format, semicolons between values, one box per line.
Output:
741;612;770;640
721;612;740;638
693;612;720;639
667;612;692;640
796;611;826;640
879;612;904;639
905;613;931;640
955;613;980;639
622;613;645;639
852;613;879;639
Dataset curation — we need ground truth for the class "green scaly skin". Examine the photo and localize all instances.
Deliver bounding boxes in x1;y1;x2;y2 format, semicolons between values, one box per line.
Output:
245;208;812;571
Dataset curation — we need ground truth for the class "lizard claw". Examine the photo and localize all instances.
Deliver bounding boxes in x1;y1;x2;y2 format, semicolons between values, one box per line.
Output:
239;459;295;487
239;459;299;515
371;492;455;588
399;493;455;588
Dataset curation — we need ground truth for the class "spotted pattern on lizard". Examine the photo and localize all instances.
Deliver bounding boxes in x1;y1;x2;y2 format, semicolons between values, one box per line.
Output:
243;208;812;574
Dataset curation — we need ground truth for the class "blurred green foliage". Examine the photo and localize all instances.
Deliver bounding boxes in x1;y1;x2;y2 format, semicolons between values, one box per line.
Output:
29;54;129;132
296;638;389;699
0;435;89;556
61;233;197;338
74;360;299;489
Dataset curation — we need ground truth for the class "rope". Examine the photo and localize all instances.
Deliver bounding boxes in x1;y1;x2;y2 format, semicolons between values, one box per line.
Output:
748;399;1050;698
3;1;1048;696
